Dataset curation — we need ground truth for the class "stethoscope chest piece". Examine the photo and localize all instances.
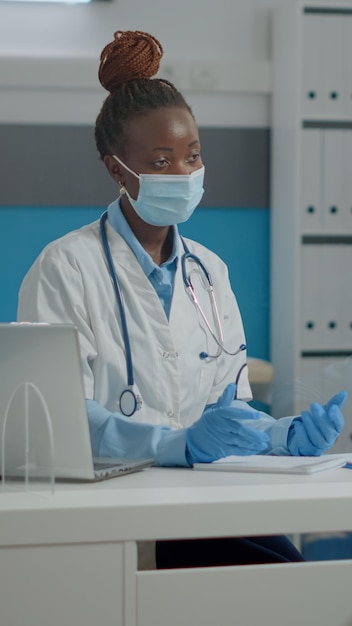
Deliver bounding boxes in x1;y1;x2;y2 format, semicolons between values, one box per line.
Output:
119;388;142;417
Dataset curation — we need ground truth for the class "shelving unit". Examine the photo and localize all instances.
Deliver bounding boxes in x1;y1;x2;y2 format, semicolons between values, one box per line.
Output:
271;1;352;452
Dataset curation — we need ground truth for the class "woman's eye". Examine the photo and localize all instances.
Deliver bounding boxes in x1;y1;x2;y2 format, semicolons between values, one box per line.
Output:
154;158;169;168
187;152;201;163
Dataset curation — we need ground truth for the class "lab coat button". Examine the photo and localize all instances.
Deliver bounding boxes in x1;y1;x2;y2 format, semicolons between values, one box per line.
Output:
162;351;170;359
167;410;175;418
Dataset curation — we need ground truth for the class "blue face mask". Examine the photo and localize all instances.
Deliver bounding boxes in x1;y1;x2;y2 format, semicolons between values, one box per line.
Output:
113;155;205;226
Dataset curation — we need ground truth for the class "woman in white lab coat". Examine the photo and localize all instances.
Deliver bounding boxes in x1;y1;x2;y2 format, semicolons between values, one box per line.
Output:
18;30;346;567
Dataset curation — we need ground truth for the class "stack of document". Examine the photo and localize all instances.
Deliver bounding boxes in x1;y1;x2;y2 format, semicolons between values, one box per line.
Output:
193;454;347;475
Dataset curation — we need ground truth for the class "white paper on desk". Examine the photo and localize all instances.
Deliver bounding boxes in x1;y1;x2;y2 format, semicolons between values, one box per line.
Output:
193;454;347;475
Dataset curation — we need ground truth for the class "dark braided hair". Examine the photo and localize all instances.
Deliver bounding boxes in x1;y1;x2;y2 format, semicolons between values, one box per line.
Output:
95;30;193;159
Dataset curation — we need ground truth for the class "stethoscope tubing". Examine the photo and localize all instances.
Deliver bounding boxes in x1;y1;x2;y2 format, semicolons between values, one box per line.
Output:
100;211;134;387
181;240;246;358
234;363;248;399
100;212;247;415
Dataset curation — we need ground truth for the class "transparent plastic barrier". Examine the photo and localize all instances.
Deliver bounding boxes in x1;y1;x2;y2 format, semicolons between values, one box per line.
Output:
1;382;55;494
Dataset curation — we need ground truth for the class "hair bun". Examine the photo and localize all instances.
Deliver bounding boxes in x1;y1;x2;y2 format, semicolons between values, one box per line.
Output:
98;30;163;92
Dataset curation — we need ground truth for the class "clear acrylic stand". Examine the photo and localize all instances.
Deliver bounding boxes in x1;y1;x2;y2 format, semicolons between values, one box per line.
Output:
1;382;55;495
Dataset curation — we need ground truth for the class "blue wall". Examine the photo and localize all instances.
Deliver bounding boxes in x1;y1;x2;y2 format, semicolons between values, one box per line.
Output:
0;206;270;360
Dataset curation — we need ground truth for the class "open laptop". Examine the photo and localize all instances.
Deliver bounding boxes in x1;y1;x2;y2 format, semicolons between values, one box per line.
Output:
0;323;154;481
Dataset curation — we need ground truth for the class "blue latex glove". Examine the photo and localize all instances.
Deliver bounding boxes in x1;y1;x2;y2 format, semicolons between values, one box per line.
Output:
287;391;347;456
186;383;269;464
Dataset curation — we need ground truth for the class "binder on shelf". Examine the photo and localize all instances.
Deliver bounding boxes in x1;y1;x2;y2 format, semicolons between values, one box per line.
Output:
320;244;344;348
321;15;344;118
301;245;323;348
302;14;345;118
300;128;352;234
341;245;352;345
302;14;323;117
342;16;352;117
342;131;352;231
301;244;347;350
300;129;322;232
322;130;344;232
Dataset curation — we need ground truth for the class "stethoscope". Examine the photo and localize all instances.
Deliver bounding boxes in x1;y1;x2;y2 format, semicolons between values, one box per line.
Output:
99;210;247;416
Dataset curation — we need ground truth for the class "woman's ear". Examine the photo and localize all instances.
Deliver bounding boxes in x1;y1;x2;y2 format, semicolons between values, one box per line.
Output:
103;155;124;186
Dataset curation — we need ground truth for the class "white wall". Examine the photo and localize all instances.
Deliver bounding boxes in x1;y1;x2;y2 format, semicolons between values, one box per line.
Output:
0;0;293;126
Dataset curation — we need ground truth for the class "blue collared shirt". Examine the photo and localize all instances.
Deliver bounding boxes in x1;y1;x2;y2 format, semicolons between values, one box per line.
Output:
107;199;178;319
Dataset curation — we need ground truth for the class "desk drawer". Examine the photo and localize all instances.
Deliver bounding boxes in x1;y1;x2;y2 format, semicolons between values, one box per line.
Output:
1;542;124;626
137;559;352;626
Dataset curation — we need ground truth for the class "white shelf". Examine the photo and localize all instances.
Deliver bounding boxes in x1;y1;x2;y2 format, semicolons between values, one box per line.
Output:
271;1;352;454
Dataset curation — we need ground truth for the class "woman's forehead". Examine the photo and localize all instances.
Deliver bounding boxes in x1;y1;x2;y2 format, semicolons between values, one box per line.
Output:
123;107;199;153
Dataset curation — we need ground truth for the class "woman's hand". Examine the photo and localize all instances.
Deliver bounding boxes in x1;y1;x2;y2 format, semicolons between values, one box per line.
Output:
186;383;269;464
287;391;347;456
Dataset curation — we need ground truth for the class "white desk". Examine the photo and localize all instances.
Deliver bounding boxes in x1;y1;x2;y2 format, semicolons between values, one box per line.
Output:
1;466;352;626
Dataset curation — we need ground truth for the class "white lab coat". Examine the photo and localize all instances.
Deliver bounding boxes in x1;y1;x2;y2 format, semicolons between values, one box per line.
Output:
18;216;252;429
